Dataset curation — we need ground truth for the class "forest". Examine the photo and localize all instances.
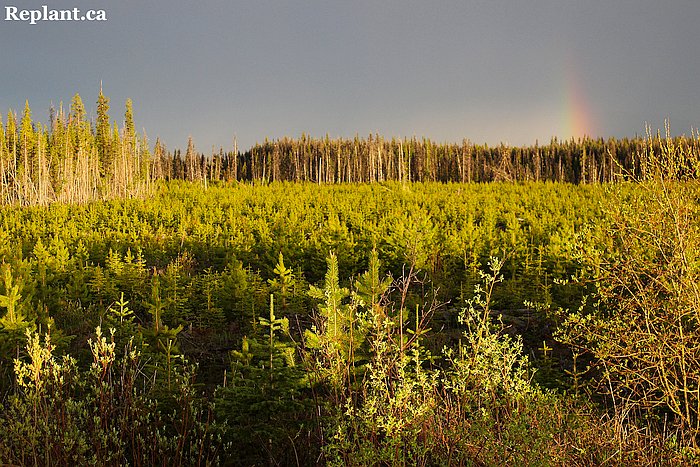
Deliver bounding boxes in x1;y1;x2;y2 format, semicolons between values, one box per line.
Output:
3;91;700;204
0;94;698;465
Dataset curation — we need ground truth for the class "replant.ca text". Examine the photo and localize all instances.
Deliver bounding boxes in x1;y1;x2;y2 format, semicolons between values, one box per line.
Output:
5;6;107;24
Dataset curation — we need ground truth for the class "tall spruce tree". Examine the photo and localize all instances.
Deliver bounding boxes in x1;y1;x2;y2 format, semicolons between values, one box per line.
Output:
152;138;166;180
96;85;112;177
69;94;83;120
185;136;198;181
119;99;136;194
19;101;36;203
6;111;17;190
124;98;134;139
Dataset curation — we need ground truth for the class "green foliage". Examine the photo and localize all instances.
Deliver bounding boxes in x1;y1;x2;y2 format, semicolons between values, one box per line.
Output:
319;255;592;466
156;251;192;327
353;249;392;313
215;294;310;465
103;292;136;344
268;252;294;306
306;252;368;396
0;92;153;205
1;167;697;463
308;253;351;344
0;179;601;323
0;326;225;466
437;258;549;464
557;131;700;452
0;266;35;357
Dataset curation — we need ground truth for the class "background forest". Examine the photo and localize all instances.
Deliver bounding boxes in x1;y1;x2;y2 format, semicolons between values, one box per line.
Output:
2;92;697;205
0;95;698;465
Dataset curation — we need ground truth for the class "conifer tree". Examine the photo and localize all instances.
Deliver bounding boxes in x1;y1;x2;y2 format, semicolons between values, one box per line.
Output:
185;136;199;181
305;253;369;394
69;94;84;122
153;138;169;180
0;114;5;202
19;101;35;203
123;98;134;141
0;266;35;355
122;99;136;192
68;94;94;202
96;85;112;177
35;123;50;203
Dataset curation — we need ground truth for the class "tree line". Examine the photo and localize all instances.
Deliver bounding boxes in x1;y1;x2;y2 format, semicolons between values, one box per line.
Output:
232;132;700;184
3;91;699;205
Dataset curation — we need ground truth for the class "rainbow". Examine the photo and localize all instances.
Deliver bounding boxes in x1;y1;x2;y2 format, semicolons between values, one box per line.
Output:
562;59;596;140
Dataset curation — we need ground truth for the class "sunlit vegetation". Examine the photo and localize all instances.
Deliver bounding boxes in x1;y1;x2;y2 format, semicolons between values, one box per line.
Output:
3;91;700;207
0;94;698;465
0;92;152;205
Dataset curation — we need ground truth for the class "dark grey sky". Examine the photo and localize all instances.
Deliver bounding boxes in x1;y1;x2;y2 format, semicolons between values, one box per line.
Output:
1;1;698;151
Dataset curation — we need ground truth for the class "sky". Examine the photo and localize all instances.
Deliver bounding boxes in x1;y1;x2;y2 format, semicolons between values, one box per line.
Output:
1;0;699;152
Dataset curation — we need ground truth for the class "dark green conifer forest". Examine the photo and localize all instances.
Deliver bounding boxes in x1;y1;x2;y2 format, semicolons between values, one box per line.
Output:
0;94;698;465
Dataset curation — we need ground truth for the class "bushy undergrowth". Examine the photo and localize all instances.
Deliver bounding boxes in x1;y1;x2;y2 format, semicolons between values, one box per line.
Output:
316;257;568;466
0;327;224;466
0;248;693;465
555;130;700;461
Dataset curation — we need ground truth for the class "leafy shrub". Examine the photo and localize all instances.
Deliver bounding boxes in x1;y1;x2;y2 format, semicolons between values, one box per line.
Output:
0;327;225;466
558;129;700;456
311;255;593;466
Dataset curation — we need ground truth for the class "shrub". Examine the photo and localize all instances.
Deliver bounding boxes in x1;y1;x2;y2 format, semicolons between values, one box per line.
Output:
557;128;700;455
314;255;594;466
0;327;225;466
